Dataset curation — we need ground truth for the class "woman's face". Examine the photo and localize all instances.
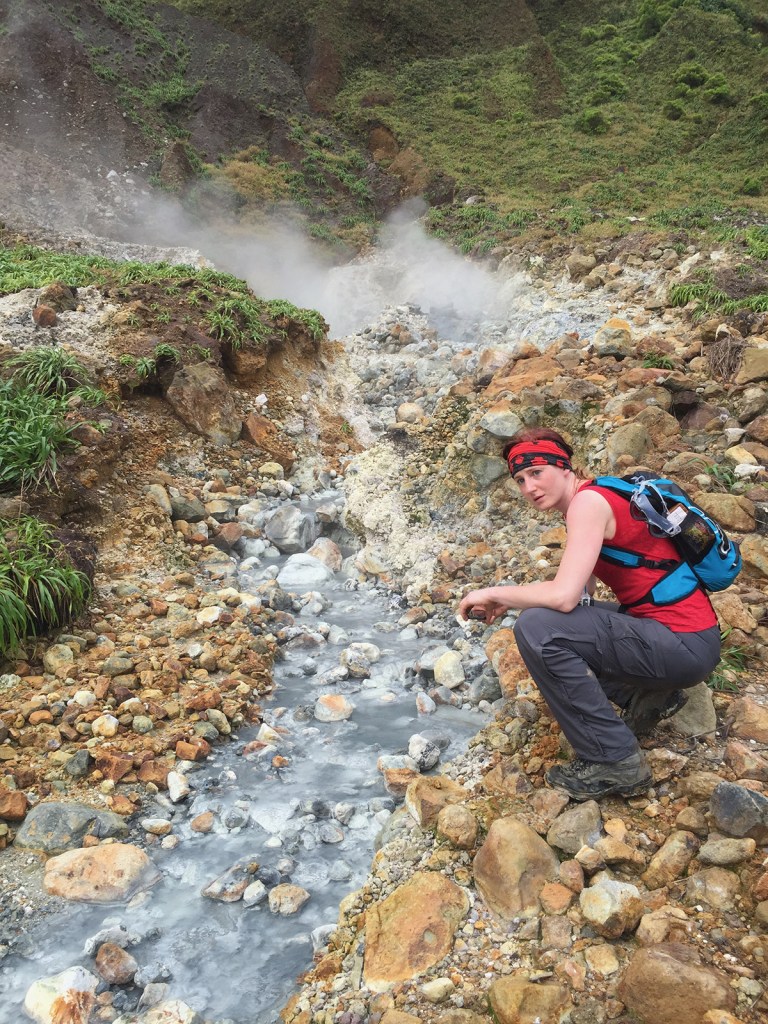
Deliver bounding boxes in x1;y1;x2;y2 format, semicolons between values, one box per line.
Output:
513;464;571;510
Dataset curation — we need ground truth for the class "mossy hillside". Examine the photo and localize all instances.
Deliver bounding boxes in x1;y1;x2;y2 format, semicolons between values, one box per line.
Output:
335;2;767;247
169;0;540;73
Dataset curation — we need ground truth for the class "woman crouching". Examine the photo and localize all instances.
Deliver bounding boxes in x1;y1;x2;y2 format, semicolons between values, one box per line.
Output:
458;428;721;801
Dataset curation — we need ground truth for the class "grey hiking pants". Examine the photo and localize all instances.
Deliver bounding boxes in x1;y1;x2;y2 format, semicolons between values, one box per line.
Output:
513;604;721;762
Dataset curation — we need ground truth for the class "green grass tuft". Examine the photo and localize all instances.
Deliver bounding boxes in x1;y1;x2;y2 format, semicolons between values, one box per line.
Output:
0;516;91;656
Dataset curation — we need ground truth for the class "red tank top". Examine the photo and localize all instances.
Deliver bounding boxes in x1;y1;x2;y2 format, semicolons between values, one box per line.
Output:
584;484;718;632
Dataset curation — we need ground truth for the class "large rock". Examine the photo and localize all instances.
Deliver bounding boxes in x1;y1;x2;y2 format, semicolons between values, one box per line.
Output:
691;491;755;532
363;871;468;991
478;402;524;439
470;454;508;487
44;843;161;902
488;975;570;1024
474;817;559;920
593;317;632;358
264;506;318;554
24;966;99;1024
165;364;241;446
668;681;716;737
618;943;736;1023
740;533;768;578
734;346;768;385
606;423;652;468
112;1000;201;1024
241;411;295;472
642;830;698;889
730;697;768;743
277;553;333;590
685;867;740;910
709;781;768;842
14;802;127;853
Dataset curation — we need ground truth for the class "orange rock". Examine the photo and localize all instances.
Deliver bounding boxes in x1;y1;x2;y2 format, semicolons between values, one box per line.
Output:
0;788;29;821
185;689;222;712
539;881;575;914
28;710;54;726
176;737;211;761
108;795;136;816
363;871;469;991
93;752;134;783
95;942;138;985
32;304;57;327
190;811;214;833
137;760;170;788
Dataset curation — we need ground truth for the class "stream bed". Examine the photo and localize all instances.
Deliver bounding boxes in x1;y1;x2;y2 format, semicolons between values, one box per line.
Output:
0;515;487;1024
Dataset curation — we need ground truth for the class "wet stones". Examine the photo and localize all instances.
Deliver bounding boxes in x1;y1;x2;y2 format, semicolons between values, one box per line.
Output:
269;883;310;915
24;966;99;1024
44;843;161;902
314;694;355;722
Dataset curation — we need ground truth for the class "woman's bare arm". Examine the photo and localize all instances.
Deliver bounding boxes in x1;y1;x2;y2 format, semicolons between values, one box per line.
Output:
458;490;612;623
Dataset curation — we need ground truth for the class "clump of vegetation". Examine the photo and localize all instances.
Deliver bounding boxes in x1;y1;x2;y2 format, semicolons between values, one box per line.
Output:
7;346;94;399
707;626;749;691
0;516;90;656
0;382;76;490
641;352;675;369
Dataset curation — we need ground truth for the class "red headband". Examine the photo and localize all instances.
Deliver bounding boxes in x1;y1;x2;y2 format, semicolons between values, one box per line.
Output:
506;440;572;475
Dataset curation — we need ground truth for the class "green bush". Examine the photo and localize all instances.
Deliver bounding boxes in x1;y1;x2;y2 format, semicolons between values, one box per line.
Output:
741;176;765;195
702;74;735;105
580;23;619;43
0;516;90;656
663;100;686;120
589;72;629;105
674;62;709;88
7;346;92;399
0;383;75;490
576;108;609;134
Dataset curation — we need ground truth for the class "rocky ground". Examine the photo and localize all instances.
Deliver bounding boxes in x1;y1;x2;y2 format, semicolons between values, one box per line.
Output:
1;231;768;1024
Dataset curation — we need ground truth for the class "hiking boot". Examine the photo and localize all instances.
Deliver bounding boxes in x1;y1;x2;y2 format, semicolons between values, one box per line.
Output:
545;750;652;802
621;689;688;736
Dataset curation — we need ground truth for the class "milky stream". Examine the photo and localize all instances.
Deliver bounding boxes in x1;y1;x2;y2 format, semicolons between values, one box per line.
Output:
0;531;485;1024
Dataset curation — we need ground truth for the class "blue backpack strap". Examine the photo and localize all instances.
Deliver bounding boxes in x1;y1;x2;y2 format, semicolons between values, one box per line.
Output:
619;561;701;610
600;544;678;572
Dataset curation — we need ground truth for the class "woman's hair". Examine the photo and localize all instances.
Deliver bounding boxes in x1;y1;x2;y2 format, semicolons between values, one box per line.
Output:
502;428;574;462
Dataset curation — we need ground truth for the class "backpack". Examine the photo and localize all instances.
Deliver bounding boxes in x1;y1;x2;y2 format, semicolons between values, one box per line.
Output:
592;473;742;608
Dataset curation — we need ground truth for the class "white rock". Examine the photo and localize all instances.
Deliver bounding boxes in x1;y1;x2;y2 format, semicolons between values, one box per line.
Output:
277;554;333;589
167;771;191;803
71;690;96;708
114;1000;199;1024
196;606;222;625
141;818;172;836
243;880;268;907
24;966;99;1024
91;714;119;738
257;723;283;745
433;651;465;689
416;691;437;715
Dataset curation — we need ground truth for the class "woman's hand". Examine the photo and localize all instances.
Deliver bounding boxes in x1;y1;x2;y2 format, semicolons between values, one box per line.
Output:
458;588;514;624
